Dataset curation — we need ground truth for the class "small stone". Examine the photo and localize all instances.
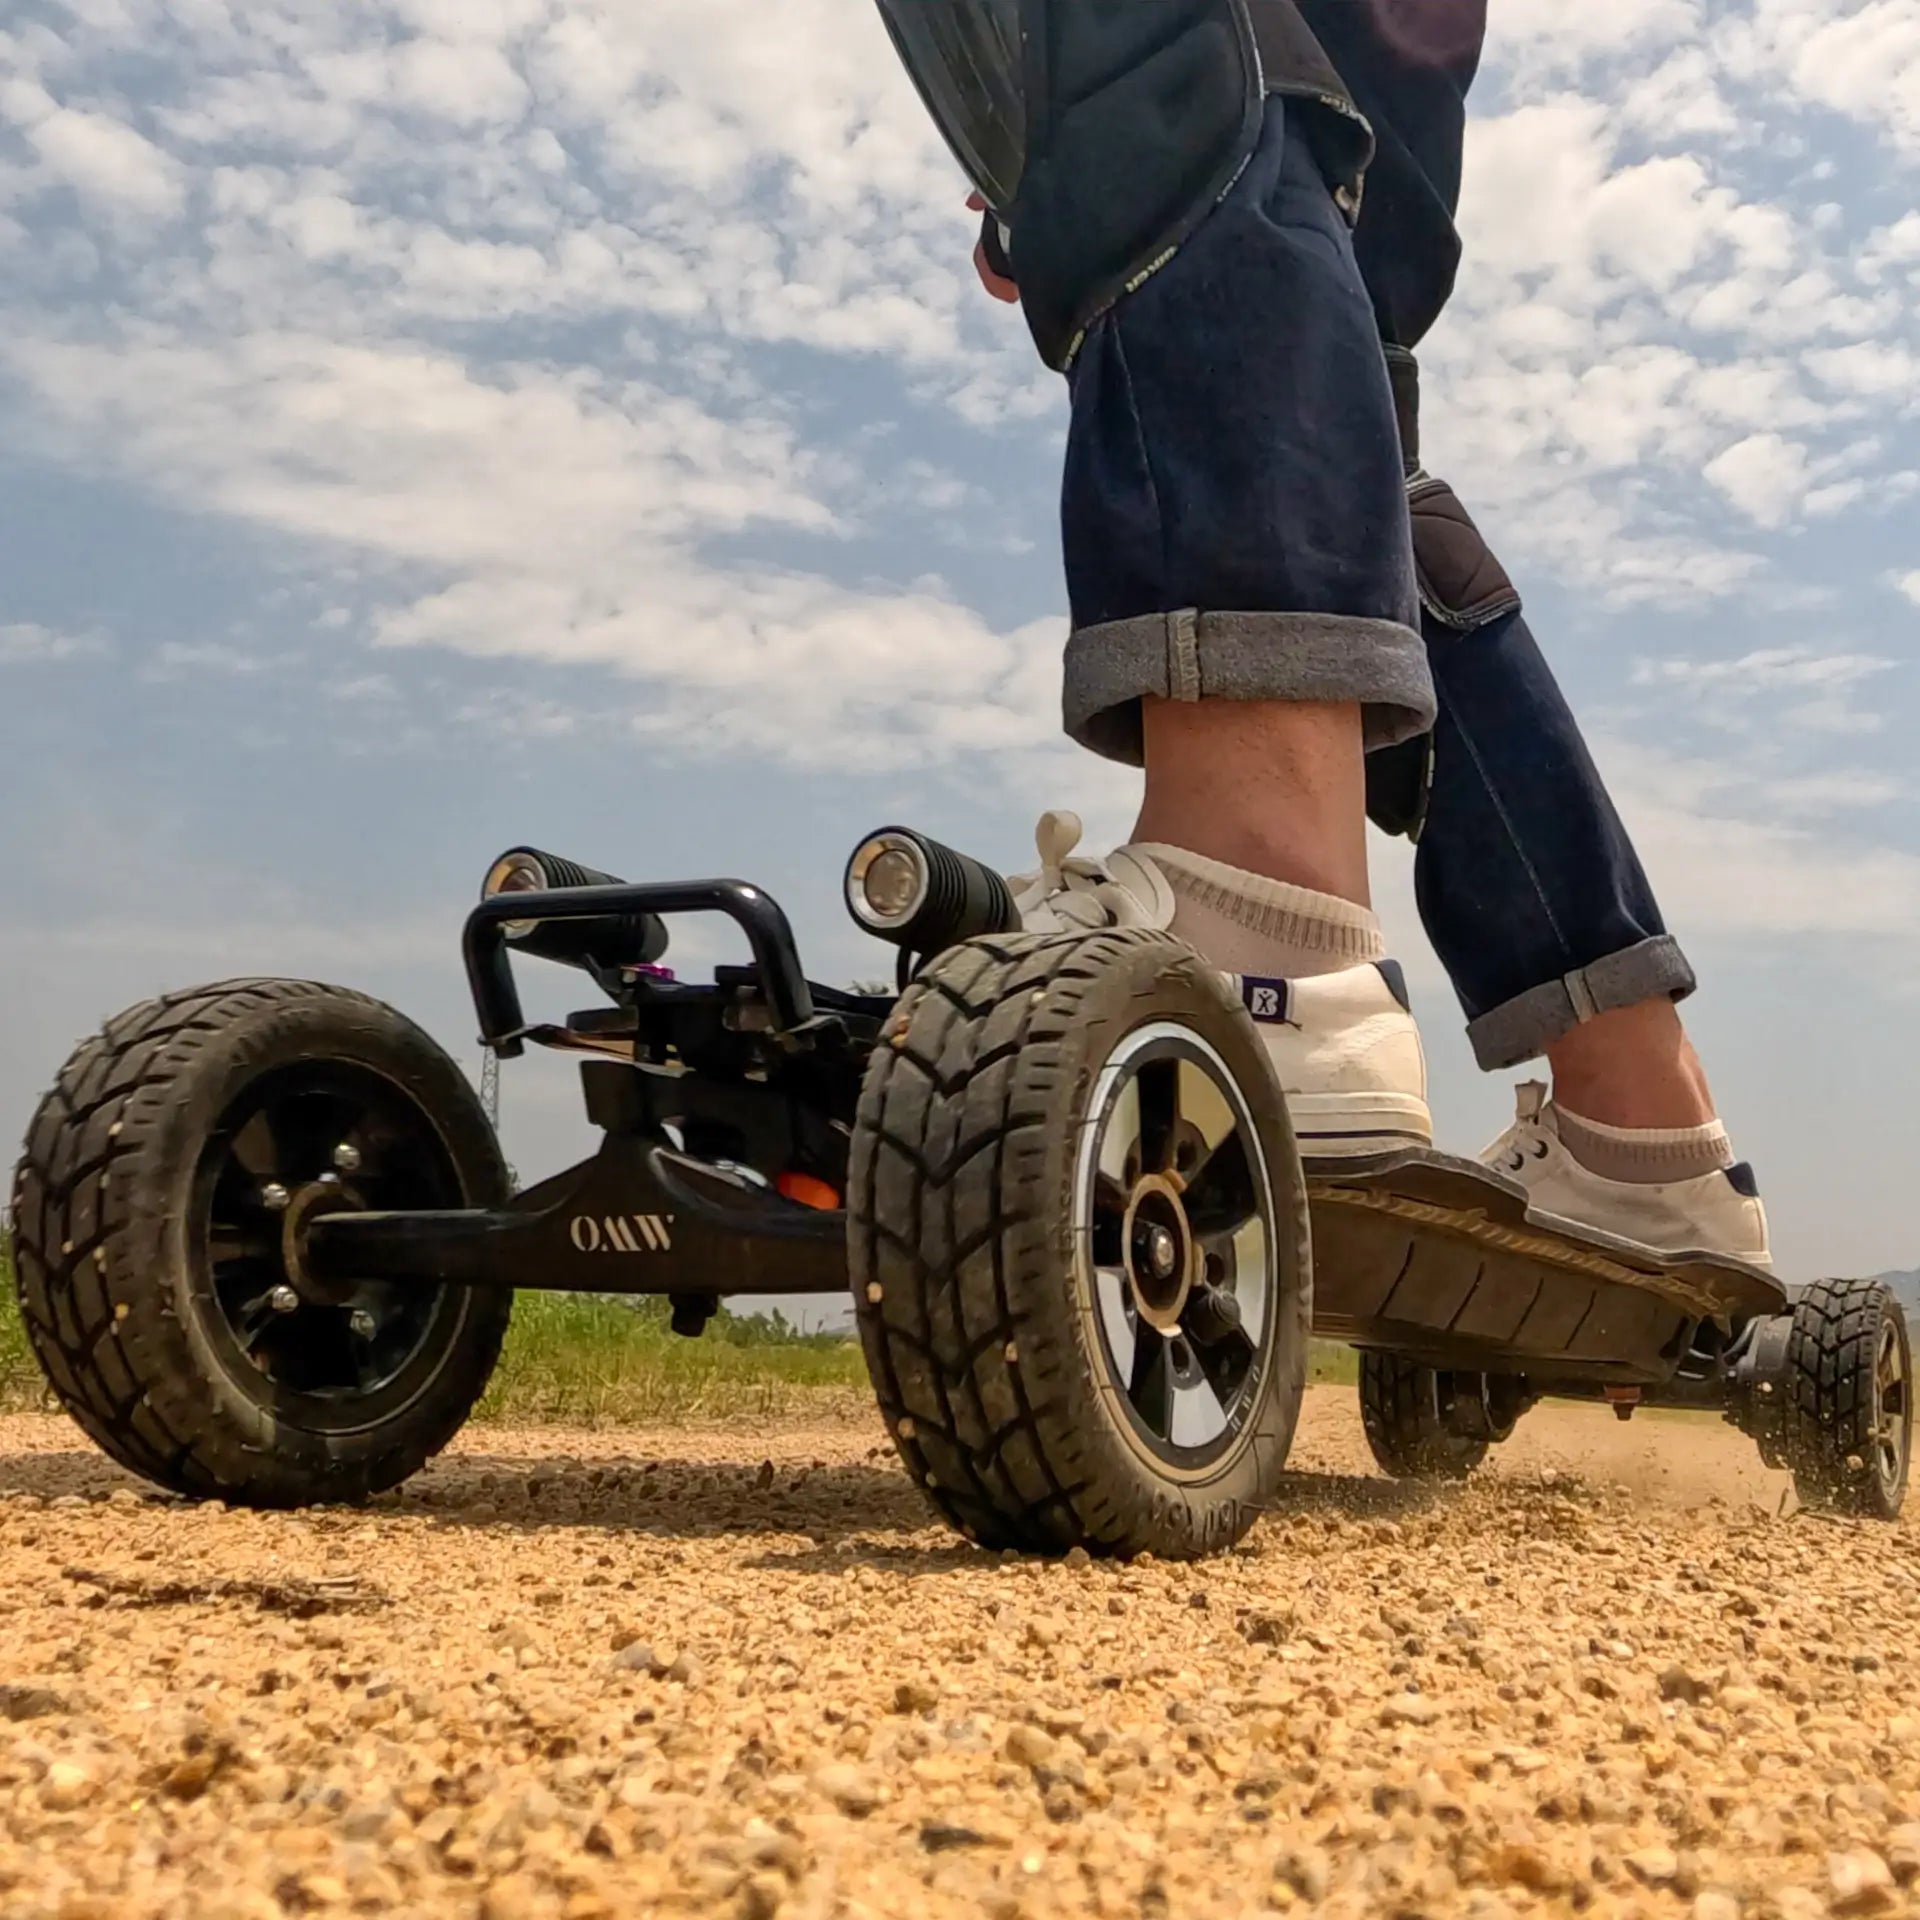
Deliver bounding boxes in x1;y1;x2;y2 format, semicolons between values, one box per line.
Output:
1063;1546;1091;1570
1005;1724;1058;1769
1659;1665;1710;1704
481;1875;547;1920
812;1762;881;1817
1691;1893;1742;1920
0;1684;69;1722
163;1748;223;1800
1381;1693;1442;1727
666;1651;701;1686
1829;1850;1897;1915
921;1822;991;1853
1882;1823;1920;1886
1627;1845;1680;1887
1242;1612;1292;1647
1484;1844;1560;1893
1274;1849;1331;1903
41;1759;99;1810
740;1872;786;1920
893;1679;939;1714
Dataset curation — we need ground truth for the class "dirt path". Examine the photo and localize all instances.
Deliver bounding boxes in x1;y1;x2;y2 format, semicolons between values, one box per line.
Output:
3;1389;1917;1920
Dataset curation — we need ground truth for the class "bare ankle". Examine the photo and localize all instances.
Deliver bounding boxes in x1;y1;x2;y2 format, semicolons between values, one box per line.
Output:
1133;697;1372;906
1546;998;1717;1131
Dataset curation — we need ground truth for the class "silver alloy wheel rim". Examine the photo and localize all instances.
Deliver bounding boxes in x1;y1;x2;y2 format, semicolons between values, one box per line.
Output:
1074;1022;1278;1471
1876;1315;1910;1496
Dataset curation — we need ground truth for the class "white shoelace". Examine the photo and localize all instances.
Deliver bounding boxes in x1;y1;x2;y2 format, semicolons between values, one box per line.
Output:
1007;811;1162;933
1489;1082;1555;1174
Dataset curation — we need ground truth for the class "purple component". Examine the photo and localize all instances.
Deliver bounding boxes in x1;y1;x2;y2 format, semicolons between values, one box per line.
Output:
631;963;676;983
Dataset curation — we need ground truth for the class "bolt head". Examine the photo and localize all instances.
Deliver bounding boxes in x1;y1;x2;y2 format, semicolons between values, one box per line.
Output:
261;1183;291;1212
348;1309;377;1340
1144;1224;1179;1281
269;1285;300;1315
332;1143;363;1173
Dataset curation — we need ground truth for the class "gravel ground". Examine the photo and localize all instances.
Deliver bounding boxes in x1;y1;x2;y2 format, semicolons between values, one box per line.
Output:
3;1388;1917;1920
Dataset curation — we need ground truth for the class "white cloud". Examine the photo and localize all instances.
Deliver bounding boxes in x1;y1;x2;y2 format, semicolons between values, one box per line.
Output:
1895;569;1920;606
0;621;105;662
1;78;185;218
1702;432;1812;527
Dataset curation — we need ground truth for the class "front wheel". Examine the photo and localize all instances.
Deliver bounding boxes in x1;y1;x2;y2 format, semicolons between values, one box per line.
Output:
849;930;1312;1559
1784;1278;1911;1520
10;979;512;1506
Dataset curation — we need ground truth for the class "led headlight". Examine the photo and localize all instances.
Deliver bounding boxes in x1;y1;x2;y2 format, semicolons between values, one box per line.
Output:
482;849;556;939
480;846;669;971
843;826;1019;954
846;831;932;934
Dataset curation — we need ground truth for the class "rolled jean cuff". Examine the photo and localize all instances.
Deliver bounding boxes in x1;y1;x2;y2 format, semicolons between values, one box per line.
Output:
1063;608;1437;767
1466;935;1698;1072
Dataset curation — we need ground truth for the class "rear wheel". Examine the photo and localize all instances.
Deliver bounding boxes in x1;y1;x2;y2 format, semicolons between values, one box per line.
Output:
849;930;1311;1559
9;979;511;1505
1359;1353;1530;1481
1784;1278;1910;1520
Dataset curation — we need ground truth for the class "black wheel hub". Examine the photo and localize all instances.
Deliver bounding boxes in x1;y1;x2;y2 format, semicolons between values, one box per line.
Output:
193;1062;467;1427
1079;1023;1277;1468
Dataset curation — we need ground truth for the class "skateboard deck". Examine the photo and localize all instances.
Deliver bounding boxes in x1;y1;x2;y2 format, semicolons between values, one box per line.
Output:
1304;1148;1786;1386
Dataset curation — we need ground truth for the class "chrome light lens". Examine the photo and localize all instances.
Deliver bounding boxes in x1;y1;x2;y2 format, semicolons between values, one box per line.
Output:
846;831;932;933
482;849;552;939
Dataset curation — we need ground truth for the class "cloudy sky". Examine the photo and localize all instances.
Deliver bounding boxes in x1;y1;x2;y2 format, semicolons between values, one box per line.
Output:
2;0;1918;1293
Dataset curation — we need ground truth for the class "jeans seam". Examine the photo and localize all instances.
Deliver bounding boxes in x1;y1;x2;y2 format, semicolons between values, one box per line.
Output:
1108;318;1173;629
1446;697;1574;970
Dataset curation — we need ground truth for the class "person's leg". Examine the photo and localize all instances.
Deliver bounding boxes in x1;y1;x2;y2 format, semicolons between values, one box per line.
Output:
1029;97;1433;1152
1402;582;1766;1258
1132;697;1371;907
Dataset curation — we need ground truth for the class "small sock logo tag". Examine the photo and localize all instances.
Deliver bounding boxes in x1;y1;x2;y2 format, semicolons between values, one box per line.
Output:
1241;977;1293;1025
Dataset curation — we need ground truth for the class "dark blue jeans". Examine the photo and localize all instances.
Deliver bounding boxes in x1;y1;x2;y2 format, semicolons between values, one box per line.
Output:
1412;604;1694;1070
1056;99;1694;1070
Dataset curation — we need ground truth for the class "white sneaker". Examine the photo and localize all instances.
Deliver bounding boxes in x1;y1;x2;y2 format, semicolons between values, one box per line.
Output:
1008;812;1432;1156
1484;1083;1772;1269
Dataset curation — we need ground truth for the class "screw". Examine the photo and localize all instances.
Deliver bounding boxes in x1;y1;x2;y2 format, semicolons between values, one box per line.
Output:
269;1285;300;1315
349;1309;377;1340
261;1183;290;1212
1144;1224;1179;1281
332;1143;363;1173
318;1171;341;1187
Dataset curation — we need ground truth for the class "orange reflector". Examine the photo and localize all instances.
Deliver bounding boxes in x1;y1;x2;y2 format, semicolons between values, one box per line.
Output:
777;1171;842;1212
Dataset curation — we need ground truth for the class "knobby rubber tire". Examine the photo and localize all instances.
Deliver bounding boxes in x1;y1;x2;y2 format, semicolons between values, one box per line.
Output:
1783;1277;1910;1521
9;979;511;1506
848;929;1312;1560
1357;1351;1491;1481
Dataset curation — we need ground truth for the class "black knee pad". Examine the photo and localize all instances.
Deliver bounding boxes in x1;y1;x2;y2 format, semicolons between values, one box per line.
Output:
1009;0;1266;369
1366;469;1523;841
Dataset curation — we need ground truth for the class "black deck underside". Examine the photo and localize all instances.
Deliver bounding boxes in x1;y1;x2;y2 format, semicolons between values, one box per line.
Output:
1304;1149;1786;1386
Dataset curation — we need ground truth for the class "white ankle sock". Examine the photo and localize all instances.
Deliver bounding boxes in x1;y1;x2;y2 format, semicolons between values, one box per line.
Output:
1553;1104;1734;1186
1137;845;1385;979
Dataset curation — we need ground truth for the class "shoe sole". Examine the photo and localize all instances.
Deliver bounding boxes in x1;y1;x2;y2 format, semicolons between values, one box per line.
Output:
1286;1091;1434;1159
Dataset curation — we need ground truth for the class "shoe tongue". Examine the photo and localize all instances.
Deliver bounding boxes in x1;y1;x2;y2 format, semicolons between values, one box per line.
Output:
1516;1080;1549;1124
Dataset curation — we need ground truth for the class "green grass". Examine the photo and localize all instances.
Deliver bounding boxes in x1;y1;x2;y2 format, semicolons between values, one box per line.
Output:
0;1235;38;1412
477;1292;869;1427
0;1224;1358;1425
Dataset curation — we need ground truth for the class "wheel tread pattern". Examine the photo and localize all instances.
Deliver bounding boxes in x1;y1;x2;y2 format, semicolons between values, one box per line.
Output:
1358;1351;1490;1482
1784;1276;1909;1520
9;978;508;1505
850;930;1309;1558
